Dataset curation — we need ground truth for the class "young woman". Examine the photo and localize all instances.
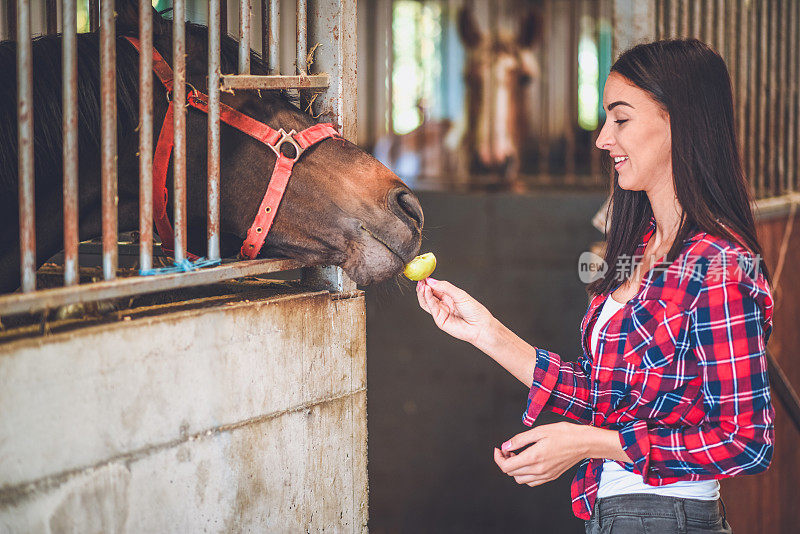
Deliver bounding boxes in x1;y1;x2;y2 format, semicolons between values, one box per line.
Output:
415;39;774;533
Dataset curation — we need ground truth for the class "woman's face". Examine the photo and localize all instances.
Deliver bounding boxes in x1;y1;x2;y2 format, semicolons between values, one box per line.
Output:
595;72;672;193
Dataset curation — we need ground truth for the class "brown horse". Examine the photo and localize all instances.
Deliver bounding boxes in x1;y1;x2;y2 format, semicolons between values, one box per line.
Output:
375;7;541;191
0;5;423;294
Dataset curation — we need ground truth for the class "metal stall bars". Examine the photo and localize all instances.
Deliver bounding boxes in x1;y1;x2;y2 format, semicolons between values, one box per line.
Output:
654;0;800;200
0;0;356;317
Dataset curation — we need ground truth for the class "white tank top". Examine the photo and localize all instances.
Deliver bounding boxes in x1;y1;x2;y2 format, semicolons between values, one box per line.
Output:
591;293;720;500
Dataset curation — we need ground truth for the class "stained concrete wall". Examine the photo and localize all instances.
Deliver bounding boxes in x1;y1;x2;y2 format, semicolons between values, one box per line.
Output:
0;289;368;533
366;190;606;532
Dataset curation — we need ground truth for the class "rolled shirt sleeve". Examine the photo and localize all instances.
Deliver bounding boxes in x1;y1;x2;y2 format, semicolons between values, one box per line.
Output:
523;348;594;426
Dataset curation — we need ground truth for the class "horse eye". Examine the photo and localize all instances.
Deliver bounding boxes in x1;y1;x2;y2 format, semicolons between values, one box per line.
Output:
519;72;532;84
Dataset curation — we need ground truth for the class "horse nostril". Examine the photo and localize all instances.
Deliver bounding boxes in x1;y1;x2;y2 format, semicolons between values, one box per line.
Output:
389;188;424;229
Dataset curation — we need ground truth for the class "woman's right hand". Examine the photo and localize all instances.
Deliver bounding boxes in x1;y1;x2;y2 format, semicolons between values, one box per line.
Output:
416;278;495;346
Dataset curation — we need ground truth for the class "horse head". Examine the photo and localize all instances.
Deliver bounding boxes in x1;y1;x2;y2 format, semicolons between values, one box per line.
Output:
458;7;541;179
120;6;424;286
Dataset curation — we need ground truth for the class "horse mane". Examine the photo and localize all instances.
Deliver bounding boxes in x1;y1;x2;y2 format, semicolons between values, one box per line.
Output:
0;20;299;193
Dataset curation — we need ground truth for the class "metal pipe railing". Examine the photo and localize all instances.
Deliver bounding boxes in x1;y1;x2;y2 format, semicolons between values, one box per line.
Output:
17;0;35;293
297;0;307;75
2;0;345;317
238;0;251;74
63;0;79;286
208;0;222;261
173;0;187;263
100;0;118;280
139;0;154;273
268;0;279;74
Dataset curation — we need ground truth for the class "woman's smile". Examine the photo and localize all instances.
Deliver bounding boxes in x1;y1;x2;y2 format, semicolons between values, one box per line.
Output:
612;155;629;170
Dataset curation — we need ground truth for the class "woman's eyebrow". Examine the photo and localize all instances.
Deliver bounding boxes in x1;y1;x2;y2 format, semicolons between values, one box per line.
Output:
606;100;634;111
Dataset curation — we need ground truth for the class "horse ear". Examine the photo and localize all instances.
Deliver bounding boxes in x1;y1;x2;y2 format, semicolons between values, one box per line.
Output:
457;7;483;49
518;10;543;48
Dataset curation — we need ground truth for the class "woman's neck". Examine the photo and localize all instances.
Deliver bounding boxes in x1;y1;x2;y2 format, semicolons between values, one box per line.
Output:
646;180;683;251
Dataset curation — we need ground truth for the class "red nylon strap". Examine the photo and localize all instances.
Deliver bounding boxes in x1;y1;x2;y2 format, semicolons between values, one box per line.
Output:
240;155;295;258
125;36;174;91
124;36;340;261
187;93;282;147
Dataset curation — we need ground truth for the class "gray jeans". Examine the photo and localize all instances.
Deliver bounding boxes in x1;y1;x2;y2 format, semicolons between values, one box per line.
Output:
584;494;732;534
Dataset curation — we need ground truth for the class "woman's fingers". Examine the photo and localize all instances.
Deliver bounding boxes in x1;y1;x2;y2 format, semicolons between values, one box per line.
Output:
426;286;453;324
416;282;430;314
507;463;545;477
500;426;545;455
427;278;470;302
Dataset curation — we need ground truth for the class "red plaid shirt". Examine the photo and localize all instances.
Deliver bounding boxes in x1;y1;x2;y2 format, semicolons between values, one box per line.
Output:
523;216;774;520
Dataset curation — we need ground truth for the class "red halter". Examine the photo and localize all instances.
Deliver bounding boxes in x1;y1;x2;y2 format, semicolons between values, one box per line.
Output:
124;37;340;260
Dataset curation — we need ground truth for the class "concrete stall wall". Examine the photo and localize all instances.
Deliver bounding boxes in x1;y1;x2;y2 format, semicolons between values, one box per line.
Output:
0;290;368;533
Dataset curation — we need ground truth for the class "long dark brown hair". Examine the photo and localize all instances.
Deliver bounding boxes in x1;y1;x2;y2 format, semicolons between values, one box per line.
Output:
588;38;771;296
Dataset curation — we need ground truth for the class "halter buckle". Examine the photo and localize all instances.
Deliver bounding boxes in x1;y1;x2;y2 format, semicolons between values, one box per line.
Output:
267;128;305;162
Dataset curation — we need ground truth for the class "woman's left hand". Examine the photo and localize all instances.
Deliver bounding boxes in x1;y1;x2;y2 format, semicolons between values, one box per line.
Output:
493;422;590;487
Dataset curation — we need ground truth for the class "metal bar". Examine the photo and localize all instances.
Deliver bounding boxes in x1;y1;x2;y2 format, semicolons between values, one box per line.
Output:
757;0;767;198
100;0;117;280
46;0;58;35
268;0;279;74
716;0;725;61
89;0;98;32
690;0;700;37
702;0;713;44
736;0;746;181
63;0;78;286
305;0;357;292
220;73;329;90
17;0;35;293
747;0;757;191
173;0;187;263
768;0;778;197
139;0;154;273
564;0;577;184
590;0;602;184
776;0;786;196
297;0;307;75
668;0;678;37
793;0;800;192
679;0;689;36
656;0;666;39
538;0;552;181
239;0;251;74
0;259;303;318
208;0;221;261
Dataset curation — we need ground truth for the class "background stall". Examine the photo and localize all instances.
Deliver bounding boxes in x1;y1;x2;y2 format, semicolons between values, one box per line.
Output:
359;0;800;532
